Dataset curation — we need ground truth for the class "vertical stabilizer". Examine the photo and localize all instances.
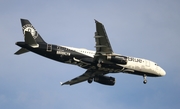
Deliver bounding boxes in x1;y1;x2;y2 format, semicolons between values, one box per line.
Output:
21;19;46;44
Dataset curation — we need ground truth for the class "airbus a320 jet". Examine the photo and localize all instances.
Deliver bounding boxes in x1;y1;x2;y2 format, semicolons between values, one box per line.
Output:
15;19;166;86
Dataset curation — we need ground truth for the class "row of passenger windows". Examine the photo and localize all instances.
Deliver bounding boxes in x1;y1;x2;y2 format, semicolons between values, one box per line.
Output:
77;50;94;54
57;46;94;54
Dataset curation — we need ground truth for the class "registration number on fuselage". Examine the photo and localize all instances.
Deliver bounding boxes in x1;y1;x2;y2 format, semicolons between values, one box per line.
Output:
56;51;70;56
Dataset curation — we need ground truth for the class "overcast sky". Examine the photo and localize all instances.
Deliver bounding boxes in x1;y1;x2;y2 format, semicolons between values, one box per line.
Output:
1;0;180;109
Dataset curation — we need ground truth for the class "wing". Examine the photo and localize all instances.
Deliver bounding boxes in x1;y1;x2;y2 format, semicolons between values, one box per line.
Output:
61;20;113;86
61;69;102;85
94;20;113;56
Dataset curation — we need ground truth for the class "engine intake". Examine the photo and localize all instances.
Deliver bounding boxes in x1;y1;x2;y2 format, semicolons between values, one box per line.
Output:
107;55;127;65
94;75;115;86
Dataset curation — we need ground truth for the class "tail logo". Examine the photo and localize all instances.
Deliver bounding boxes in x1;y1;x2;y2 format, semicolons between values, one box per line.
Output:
22;24;38;39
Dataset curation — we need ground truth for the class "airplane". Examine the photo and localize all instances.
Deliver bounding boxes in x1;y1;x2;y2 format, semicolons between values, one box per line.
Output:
15;19;166;86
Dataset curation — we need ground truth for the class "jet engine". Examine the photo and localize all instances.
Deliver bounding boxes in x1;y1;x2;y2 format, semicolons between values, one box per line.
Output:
107;55;127;65
94;75;115;86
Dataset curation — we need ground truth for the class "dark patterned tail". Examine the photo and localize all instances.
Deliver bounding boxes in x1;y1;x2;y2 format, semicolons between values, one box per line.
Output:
21;19;46;44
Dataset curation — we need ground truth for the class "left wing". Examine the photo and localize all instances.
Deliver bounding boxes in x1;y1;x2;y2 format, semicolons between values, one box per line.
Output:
61;69;103;85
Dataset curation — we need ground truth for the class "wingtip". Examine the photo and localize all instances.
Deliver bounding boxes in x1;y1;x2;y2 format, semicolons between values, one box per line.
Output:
94;19;98;23
60;82;63;86
94;19;102;24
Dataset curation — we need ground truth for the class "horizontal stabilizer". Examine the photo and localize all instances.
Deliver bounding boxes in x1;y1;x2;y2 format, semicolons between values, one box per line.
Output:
14;48;29;55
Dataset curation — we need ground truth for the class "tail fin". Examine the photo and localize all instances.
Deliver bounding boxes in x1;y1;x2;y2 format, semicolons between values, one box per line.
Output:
15;19;46;55
21;19;46;44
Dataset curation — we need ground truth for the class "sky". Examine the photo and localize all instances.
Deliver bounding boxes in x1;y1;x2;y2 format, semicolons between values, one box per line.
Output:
0;0;180;109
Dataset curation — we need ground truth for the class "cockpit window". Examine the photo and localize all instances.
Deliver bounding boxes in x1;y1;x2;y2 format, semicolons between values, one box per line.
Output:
155;63;159;66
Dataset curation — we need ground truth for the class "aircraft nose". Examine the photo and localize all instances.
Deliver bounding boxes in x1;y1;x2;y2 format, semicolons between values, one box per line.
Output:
160;67;166;76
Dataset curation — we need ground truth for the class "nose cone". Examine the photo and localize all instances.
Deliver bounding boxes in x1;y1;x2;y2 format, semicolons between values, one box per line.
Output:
160;68;166;76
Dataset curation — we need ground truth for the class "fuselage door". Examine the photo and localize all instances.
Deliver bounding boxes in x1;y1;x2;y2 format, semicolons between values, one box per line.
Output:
145;60;150;67
47;44;52;52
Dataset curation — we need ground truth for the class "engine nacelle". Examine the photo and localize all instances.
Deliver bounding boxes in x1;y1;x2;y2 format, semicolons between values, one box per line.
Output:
94;75;115;86
107;55;127;65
